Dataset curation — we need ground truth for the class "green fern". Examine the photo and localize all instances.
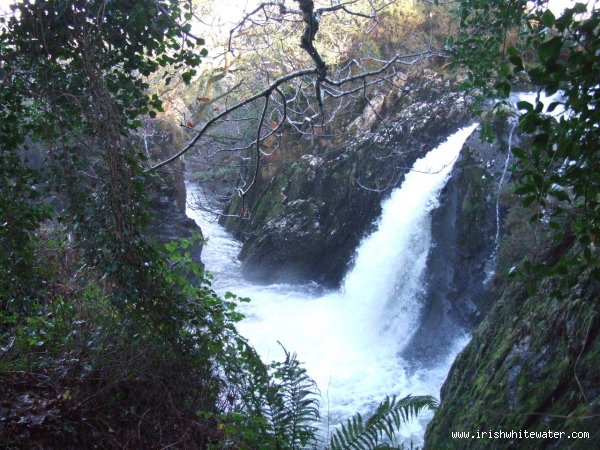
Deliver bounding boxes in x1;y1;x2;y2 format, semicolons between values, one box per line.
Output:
329;394;437;450
266;344;321;449
232;341;320;449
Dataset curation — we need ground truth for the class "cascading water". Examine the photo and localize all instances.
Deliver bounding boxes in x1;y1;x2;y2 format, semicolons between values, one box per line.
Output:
486;91;567;278
486;120;518;282
186;124;478;445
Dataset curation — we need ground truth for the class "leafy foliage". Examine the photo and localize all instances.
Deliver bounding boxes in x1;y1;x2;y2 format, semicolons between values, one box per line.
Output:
450;0;527;98
223;346;435;450
0;42;51;308
509;3;600;292
0;0;205;313
220;343;321;449
265;346;321;449
453;0;600;294
1;1;243;446
329;394;437;450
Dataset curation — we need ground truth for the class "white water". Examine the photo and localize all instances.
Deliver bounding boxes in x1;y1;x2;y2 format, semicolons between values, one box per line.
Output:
186;124;478;445
510;90;568;118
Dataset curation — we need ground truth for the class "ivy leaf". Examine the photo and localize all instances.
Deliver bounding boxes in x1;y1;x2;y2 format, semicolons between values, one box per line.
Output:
494;79;511;98
517;101;533;112
511;147;527;159
515;183;535;195
509;55;523;71
182;71;193;84
182;69;197;84
538;36;563;63
541;9;556;27
546;101;563;113
548;221;561;230
549;189;570;202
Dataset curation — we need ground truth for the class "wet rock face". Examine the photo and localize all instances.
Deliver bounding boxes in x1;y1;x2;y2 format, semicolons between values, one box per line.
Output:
148;172;203;263
233;148;384;286
403;119;518;363
144;123;203;263
424;263;600;450
221;70;473;287
422;121;600;448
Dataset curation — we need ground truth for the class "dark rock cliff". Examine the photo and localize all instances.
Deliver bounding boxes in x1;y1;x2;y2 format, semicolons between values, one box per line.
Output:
423;125;600;449
424;247;600;449
148;166;202;262
218;71;519;364
19;129;201;263
220;69;473;288
145;122;203;262
404;118;519;363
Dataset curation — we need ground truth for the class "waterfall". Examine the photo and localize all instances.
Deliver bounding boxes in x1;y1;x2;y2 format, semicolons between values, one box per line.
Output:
495;123;515;247
186;123;478;445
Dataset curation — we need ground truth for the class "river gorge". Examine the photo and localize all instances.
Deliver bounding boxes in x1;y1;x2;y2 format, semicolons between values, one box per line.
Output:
187;124;479;445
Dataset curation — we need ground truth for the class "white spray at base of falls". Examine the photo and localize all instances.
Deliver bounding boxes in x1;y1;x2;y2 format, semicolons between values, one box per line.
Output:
186;123;478;445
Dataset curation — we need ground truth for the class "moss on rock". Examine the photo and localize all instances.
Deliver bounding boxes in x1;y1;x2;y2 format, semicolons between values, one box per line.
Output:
424;243;600;449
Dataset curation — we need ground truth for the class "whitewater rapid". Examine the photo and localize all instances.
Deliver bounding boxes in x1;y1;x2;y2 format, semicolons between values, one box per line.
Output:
186;124;478;445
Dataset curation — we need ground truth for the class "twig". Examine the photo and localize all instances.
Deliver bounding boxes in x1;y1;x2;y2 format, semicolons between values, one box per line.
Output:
574;313;595;402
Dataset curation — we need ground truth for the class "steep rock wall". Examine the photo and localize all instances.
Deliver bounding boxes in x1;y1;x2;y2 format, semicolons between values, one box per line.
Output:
19;129;201;262
145;122;203;262
424;251;600;449
404;118;519;362
424;130;600;447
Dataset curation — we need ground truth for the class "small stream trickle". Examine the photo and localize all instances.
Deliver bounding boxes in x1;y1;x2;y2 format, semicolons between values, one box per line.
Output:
486;119;518;282
487;91;567;279
495;122;516;251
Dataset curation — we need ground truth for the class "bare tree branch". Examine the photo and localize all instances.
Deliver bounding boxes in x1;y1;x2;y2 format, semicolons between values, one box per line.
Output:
150;0;449;205
147;67;318;172
237;94;270;197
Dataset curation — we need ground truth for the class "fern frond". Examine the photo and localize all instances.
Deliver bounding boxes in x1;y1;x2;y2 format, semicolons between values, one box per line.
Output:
231;342;321;449
266;343;321;449
329;394;437;450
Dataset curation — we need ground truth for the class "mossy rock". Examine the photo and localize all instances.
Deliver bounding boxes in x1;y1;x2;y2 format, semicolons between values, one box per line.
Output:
424;242;600;449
